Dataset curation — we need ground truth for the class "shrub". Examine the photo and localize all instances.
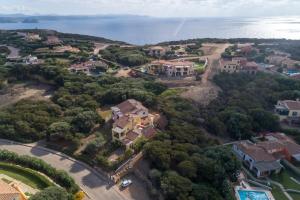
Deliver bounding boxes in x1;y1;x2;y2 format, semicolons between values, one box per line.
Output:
0;150;79;193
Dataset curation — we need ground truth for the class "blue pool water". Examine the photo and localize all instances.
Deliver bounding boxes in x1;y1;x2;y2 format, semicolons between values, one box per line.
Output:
287;69;300;75
238;190;270;200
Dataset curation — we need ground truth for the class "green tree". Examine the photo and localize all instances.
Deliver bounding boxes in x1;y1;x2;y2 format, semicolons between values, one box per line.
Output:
84;135;106;155
160;171;193;200
29;187;69;200
177;160;197;179
72;111;102;133
47;122;71;141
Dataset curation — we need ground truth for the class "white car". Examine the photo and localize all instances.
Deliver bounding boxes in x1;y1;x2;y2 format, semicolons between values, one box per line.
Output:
121;179;132;188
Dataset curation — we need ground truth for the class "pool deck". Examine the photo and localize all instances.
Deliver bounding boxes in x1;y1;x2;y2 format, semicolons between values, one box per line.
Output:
235;181;275;200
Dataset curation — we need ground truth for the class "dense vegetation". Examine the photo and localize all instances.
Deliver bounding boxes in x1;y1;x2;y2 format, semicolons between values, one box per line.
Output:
202;73;300;140
30;186;71;200
100;45;150;66
142;89;241;200
3;30;300;199
0;64;166;151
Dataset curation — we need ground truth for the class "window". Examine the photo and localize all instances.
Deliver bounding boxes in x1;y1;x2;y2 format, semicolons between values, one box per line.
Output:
292;112;298;116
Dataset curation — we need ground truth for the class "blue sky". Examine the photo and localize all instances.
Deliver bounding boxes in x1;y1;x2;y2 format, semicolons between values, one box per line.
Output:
0;0;300;17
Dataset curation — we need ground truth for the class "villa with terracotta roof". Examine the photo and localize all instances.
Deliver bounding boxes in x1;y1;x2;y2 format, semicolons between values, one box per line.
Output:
111;99;156;148
45;36;61;45
69;60;108;75
147;46;168;57
275;100;300;123
146;60;195;77
233;132;300;177
0;180;24;200
220;57;258;74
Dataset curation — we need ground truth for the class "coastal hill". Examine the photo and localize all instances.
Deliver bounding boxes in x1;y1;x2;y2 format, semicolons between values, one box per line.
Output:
0;29;300;200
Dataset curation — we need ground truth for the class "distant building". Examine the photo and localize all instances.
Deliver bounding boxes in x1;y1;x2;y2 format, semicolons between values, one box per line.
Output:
147;46;167;57
23;55;43;65
25;33;41;42
111;99;156;148
220;57;258;74
111;99;149;121
146;60;195;77
233;132;300;178
0;179;24;200
69;60;108;75
53;45;80;53
266;55;288;66
275;100;300;123
45;36;61;45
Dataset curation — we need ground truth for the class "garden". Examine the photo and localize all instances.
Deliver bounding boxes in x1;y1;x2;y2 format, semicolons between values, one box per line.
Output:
0;162;53;190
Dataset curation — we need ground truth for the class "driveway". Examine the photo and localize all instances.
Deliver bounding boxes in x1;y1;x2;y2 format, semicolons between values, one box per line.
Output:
0;139;128;200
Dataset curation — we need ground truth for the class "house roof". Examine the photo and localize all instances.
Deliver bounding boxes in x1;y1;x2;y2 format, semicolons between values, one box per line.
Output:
115;116;130;129
0;180;20;199
142;126;157;139
237;142;276;162
149;46;165;51
154;114;168;130
115;99;148;115
264;132;293;142
126;130;140;141
151;60;194;67
242;62;258;70
257;141;285;152
283;141;300;156
254;161;282;172
284;100;300;110
220;59;239;66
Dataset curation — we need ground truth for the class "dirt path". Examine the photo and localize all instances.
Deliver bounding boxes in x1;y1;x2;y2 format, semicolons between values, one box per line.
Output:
94;43;110;55
0;83;53;109
181;43;231;106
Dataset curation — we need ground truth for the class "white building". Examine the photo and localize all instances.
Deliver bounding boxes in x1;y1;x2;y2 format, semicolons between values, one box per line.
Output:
233;141;282;177
147;60;195;77
275;100;300;123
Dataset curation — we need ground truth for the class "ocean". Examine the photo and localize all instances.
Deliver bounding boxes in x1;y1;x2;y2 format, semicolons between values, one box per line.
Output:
0;16;299;45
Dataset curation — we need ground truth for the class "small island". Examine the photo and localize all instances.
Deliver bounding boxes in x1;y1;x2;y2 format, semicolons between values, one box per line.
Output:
22;18;39;23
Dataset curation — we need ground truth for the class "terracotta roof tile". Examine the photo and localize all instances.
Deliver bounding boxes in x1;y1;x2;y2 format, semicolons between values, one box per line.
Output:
237;142;276;162
284;100;300;110
115;99;147;115
126;130;139;141
142;127;157;139
0;180;21;200
115;116;130;129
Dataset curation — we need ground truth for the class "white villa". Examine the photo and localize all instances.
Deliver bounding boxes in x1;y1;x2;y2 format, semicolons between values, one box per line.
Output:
146;60;195;77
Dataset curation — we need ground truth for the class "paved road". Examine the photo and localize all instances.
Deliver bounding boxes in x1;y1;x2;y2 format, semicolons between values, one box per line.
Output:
0;139;127;200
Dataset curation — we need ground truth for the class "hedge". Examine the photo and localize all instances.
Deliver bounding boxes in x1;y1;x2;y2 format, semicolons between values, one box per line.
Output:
0;162;53;189
0;150;79;193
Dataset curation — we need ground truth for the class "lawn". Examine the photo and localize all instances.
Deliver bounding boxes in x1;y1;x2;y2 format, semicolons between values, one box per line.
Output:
271;170;300;191
0;162;53;190
160;88;186;98
271;185;289;200
289;192;300;200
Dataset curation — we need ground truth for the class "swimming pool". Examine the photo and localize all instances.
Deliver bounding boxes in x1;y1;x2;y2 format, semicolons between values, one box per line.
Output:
238;190;270;200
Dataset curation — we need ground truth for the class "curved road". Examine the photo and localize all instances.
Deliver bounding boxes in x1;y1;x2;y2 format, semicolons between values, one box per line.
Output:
0;139;127;200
